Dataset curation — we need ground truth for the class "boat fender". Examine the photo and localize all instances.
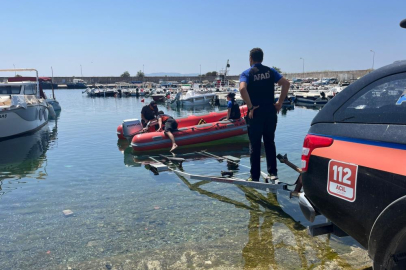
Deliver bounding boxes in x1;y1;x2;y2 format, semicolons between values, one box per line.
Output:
47;104;56;119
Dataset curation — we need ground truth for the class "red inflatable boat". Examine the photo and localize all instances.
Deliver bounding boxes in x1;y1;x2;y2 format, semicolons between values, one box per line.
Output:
117;106;248;151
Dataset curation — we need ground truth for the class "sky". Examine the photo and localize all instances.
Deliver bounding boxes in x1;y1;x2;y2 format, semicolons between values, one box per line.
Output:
1;0;406;77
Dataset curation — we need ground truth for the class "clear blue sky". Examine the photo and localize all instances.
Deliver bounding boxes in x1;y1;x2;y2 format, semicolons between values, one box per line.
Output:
1;0;406;77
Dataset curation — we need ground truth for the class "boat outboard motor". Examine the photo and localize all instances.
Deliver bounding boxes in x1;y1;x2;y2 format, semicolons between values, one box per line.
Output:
170;92;181;104
122;119;143;139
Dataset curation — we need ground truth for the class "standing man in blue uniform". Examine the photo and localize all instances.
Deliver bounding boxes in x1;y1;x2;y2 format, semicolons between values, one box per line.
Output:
239;48;290;182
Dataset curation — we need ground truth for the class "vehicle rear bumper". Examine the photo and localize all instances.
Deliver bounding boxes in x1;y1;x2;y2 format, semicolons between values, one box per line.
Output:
299;193;319;223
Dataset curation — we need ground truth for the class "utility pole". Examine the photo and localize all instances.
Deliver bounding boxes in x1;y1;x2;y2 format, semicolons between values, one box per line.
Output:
300;57;304;78
370;50;375;70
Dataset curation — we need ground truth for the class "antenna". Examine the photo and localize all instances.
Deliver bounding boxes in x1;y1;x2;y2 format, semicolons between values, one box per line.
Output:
224;60;230;76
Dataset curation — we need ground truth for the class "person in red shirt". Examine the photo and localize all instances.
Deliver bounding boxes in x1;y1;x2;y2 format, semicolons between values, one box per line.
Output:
157;111;178;152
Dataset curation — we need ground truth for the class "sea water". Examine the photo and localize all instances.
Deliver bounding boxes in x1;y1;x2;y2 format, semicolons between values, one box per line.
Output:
0;90;371;269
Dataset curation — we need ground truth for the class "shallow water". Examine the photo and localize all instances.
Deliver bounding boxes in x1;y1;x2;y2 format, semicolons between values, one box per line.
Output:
0;90;371;270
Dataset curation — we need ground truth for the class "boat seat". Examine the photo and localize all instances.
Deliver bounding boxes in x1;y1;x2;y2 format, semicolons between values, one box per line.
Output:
0;96;11;106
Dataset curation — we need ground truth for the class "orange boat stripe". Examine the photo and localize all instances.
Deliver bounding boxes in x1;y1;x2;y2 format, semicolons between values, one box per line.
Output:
312;140;406;176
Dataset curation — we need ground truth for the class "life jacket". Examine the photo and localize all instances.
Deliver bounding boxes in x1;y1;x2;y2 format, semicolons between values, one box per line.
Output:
247;64;275;107
229;100;241;119
159;114;172;123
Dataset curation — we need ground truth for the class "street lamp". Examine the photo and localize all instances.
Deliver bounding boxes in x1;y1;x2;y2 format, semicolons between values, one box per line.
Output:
80;64;83;77
13;64;16;76
200;64;201;82
370;50;375;70
300;58;304;78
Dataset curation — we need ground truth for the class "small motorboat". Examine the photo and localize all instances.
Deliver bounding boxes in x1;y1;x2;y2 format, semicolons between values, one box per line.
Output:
179;90;217;106
151;88;167;102
117;106;248;151
294;90;330;105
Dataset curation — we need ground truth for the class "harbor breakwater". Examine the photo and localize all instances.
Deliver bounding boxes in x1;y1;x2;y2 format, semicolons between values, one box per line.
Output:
0;69;371;84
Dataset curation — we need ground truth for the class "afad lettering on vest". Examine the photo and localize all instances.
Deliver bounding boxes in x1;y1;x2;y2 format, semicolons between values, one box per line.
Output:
253;71;271;82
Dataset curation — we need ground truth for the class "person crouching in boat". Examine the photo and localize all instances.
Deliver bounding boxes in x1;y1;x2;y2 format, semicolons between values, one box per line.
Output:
157;111;178;152
141;101;158;128
226;92;241;120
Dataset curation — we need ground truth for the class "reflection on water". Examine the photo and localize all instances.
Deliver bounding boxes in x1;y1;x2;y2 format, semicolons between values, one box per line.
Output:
165;172;369;269
0;91;372;269
118;136;250;167
0;121;58;197
295;102;325;110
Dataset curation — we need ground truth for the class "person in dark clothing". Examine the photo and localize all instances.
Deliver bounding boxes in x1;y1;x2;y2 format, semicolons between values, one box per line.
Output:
141;101;158;128
226;92;241;120
239;48;290;182
157;110;178;152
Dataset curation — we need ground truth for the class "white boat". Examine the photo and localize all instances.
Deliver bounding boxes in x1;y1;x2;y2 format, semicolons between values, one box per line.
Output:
178;90;216;106
0;69;50;140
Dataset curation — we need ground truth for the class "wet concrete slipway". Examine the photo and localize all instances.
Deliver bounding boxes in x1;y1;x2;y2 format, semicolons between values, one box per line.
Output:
0;90;372;270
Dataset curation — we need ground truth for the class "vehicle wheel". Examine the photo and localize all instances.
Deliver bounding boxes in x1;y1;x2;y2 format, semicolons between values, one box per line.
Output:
373;230;406;270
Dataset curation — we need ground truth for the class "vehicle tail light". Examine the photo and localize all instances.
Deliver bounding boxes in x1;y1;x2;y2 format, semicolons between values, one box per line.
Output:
301;134;333;172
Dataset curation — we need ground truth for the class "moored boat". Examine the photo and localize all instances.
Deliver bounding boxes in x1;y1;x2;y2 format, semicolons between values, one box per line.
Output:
0;69;50;140
8;76;62;112
151;88;167;102
294;90;329;105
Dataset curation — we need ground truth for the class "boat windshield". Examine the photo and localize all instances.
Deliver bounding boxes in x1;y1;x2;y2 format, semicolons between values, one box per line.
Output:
0;85;21;95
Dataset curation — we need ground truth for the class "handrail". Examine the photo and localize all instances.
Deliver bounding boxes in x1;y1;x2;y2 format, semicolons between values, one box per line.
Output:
0;69;39;81
0;69;40;98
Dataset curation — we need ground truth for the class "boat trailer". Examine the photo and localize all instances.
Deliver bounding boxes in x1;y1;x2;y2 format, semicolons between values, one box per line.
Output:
146;151;303;193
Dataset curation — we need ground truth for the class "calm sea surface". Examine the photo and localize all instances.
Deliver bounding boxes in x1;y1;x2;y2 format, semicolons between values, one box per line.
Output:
0;90;371;270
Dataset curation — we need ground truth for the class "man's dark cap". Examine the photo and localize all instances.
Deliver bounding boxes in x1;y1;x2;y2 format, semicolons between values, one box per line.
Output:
150;101;157;107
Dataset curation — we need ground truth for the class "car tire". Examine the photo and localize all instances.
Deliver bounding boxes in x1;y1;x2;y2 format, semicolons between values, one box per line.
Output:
370;196;406;270
373;230;406;269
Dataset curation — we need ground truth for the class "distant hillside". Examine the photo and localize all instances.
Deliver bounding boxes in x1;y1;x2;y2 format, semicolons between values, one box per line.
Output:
146;72;199;77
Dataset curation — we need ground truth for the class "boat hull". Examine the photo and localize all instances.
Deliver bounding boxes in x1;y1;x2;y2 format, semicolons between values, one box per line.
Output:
117;106;248;140
180;93;216;106
0;105;49;140
131;118;248;151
